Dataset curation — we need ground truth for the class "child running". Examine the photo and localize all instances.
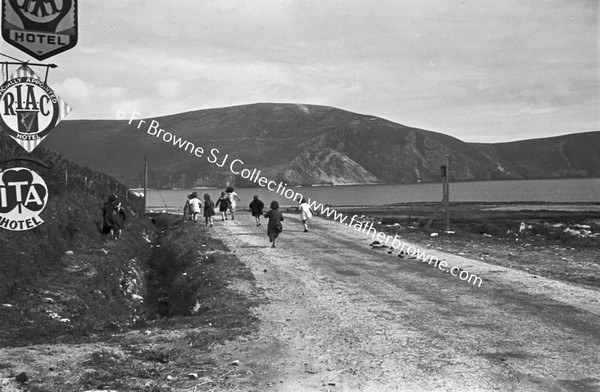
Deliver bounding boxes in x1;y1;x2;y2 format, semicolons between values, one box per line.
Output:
249;195;265;226
298;198;313;232
215;191;230;221
203;193;215;226
188;192;201;223
226;187;241;220
264;200;284;248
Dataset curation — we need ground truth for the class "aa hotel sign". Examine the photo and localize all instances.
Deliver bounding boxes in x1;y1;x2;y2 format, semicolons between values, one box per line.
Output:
2;0;78;60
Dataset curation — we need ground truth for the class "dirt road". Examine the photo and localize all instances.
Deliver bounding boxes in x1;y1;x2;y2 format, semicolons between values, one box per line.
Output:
206;212;600;392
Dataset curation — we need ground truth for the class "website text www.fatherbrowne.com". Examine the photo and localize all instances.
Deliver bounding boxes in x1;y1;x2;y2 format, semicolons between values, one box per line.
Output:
120;110;483;287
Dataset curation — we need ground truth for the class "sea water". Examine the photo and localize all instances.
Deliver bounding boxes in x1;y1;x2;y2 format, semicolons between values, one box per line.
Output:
144;178;600;211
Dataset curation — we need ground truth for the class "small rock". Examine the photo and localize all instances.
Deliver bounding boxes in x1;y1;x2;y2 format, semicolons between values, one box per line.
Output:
430;233;439;237
166;375;174;380
187;373;198;379
191;300;201;314
131;294;143;302
231;360;240;366
65;250;74;255
15;372;28;383
42;297;55;304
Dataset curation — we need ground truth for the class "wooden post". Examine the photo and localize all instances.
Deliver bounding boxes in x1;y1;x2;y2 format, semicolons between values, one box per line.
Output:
443;155;450;232
143;155;148;215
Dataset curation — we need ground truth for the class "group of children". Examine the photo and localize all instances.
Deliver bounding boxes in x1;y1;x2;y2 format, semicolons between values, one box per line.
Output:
184;187;241;226
184;189;315;248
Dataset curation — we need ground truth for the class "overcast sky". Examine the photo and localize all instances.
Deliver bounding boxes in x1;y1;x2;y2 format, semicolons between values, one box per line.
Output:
2;0;598;142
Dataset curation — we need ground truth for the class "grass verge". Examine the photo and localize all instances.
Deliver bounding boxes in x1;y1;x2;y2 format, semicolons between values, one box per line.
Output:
4;214;259;392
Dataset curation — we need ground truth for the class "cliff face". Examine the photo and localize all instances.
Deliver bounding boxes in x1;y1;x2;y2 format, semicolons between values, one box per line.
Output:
284;148;378;185
44;103;599;188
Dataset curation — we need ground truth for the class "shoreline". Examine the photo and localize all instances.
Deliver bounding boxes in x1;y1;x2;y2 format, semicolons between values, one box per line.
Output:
147;201;600;214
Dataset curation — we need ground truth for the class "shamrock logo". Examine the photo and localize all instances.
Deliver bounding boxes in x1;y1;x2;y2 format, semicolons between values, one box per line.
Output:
0;168;47;215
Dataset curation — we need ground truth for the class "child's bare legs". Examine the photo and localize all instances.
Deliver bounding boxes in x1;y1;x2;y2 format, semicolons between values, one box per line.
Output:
209;217;213;226
220;211;226;221
229;207;235;220
255;215;261;226
302;219;308;232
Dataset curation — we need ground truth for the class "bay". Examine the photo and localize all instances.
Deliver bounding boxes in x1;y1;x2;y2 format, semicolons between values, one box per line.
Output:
144;178;600;212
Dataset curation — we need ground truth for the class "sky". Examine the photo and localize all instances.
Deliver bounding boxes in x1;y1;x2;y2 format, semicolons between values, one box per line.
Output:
1;0;598;143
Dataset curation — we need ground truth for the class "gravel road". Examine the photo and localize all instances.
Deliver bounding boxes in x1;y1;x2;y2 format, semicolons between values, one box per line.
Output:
206;211;600;392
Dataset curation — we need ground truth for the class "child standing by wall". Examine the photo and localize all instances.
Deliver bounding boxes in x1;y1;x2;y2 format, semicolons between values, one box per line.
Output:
249;195;265;226
203;193;215;227
112;201;127;239
264;200;284;248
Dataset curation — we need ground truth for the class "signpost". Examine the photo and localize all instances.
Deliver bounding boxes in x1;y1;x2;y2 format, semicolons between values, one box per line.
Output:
2;0;78;60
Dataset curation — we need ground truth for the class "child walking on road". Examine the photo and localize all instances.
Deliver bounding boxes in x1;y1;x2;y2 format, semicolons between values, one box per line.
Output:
203;193;215;226
216;191;230;221
188;192;201;223
249;195;265;226
226;187;241;220
264;200;284;248
298;198;313;232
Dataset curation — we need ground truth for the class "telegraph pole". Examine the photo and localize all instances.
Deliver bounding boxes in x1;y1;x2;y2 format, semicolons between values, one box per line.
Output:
143;155;148;215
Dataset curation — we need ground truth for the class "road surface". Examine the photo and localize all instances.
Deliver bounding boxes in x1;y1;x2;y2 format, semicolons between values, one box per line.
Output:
206;212;600;392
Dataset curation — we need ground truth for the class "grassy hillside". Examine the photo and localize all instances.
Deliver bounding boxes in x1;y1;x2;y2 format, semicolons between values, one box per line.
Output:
474;131;600;179
0;131;153;345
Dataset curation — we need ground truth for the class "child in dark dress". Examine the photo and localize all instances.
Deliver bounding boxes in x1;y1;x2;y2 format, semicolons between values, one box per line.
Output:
215;191;230;221
249;195;265;226
264;200;284;248
203;193;215;226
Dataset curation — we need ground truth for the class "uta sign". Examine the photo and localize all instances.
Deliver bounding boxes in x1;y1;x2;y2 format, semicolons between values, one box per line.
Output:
2;0;78;60
0;64;71;152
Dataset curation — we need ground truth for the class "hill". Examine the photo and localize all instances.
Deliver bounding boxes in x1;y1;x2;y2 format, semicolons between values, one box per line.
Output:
44;103;600;188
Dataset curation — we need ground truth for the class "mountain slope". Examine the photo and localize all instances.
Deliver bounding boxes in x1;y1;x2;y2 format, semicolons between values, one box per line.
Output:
473;132;600;179
44;103;599;188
